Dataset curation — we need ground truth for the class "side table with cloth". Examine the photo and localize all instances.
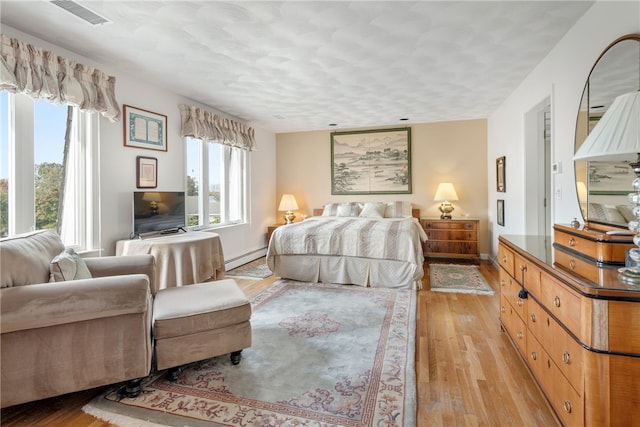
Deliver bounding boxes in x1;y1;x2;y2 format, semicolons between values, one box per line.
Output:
116;231;225;294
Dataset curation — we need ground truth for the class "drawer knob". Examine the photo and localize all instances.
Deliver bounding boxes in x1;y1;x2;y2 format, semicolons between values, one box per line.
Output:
569;259;576;269
564;400;572;414
502;255;507;263
500;279;505;287
517;298;523;307
500;306;506;313
530;351;537;361
520;264;527;272
530;313;536;323
554;296;561;307
517;331;524;340
569;237;576;247
562;351;571;364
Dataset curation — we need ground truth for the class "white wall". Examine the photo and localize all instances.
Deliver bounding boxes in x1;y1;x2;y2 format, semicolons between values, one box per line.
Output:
487;1;640;259
4;25;277;265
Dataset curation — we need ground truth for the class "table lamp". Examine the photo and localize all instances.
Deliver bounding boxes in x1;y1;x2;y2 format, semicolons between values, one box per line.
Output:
278;194;299;224
142;192;162;215
434;182;459;219
573;91;640;284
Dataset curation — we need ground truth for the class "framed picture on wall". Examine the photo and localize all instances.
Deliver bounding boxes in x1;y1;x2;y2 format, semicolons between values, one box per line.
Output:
497;199;505;226
123;105;168;151
330;127;412;195
496;156;506;192
136;156;157;188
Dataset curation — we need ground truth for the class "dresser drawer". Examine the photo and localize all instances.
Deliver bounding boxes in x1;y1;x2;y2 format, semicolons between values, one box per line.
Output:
528;297;583;395
550;363;584;427
514;253;541;297
424;229;477;241
540;274;581;336
527;330;583;427
424;241;478;255
498;244;515;277
554;248;602;283
500;294;527;356
500;268;527;322
422;220;477;230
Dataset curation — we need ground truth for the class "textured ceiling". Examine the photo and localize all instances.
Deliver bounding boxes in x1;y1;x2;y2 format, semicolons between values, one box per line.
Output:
1;1;594;133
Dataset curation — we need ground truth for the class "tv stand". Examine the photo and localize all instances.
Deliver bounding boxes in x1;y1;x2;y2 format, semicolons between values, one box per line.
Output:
116;231;225;292
161;227;186;235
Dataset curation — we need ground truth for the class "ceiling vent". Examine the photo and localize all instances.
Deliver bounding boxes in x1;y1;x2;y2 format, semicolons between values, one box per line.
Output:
50;0;110;25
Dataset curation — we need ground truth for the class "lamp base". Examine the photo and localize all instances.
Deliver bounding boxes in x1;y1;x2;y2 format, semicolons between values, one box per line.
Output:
283;212;296;224
439;202;454;220
618;267;640;285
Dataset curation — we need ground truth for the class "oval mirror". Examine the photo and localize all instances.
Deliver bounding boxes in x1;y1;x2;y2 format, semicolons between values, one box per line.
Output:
574;34;640;228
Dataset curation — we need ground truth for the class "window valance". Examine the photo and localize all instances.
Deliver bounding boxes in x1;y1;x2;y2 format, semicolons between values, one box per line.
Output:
179;104;255;151
0;34;121;122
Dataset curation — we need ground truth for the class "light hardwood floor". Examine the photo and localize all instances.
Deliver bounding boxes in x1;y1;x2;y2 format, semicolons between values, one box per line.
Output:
1;261;558;426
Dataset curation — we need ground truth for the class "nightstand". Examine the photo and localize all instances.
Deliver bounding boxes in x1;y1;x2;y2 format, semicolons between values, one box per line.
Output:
420;218;479;262
267;224;284;243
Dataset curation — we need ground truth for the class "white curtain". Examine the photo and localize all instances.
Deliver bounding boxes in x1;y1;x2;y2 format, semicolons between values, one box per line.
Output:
179;104;255;151
0;33;121;122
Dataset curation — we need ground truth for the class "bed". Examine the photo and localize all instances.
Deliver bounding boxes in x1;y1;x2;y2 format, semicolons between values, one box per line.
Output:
266;202;427;290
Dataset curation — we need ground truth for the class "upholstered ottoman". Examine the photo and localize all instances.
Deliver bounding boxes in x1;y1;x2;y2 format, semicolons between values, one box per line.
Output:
153;279;252;379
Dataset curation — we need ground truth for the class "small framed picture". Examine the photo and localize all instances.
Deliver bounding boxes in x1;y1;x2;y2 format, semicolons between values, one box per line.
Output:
123;105;167;151
496;156;506;192
136;156;157;188
497;199;505;226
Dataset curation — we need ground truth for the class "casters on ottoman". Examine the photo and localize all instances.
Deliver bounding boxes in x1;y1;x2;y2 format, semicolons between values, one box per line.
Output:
117;378;143;399
230;350;242;365
167;367;181;382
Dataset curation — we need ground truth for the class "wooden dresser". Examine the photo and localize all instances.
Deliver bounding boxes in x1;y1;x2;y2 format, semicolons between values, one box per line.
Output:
498;234;639;426
420;218;479;261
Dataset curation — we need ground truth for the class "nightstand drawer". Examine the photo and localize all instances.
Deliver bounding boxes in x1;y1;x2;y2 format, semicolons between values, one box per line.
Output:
422;220;477;231
424;229;477;241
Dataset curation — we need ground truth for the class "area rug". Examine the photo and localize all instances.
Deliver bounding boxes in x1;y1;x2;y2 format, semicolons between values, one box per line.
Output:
429;263;494;295
224;256;272;279
83;280;416;427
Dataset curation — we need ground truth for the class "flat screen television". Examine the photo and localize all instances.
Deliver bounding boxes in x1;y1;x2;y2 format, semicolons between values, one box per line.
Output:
133;191;186;237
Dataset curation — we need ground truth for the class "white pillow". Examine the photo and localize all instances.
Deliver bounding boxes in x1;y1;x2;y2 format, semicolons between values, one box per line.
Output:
384;201;413;218
359;202;387;218
322;203;340;216
50;248;92;282
323;202;360;217
336;202;360;217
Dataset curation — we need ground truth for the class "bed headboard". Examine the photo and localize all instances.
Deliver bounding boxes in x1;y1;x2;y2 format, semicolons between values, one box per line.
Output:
312;207;420;219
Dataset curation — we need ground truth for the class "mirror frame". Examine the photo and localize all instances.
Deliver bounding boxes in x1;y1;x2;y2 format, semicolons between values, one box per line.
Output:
574;33;640;228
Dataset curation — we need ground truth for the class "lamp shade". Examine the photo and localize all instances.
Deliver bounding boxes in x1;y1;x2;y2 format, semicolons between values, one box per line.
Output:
434;183;459;201
278;194;299;211
142;192;162;202
573;91;640;161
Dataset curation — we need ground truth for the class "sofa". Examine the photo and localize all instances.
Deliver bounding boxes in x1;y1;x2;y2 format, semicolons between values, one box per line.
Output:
0;230;156;408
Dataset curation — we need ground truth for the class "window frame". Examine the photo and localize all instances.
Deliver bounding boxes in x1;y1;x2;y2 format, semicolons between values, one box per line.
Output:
185;137;248;229
2;92;99;251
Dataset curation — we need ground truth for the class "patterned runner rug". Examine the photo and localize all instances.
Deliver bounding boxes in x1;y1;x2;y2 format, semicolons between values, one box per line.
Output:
225;256;272;279
83;280;416;427
429;263;494;295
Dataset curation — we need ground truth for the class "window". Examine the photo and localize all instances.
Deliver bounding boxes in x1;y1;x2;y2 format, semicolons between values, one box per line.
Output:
0;92;97;249
186;137;247;228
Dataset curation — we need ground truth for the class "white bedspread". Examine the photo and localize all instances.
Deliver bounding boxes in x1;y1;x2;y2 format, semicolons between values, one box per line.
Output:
266;217;427;289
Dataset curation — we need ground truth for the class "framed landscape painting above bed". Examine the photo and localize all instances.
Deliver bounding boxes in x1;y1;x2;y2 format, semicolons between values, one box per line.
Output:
331;127;412;195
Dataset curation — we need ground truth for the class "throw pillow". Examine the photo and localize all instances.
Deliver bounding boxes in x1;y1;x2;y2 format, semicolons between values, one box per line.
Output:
336;202;360;217
359;202;387;218
322;203;340;216
384;201;413;218
50;248;93;282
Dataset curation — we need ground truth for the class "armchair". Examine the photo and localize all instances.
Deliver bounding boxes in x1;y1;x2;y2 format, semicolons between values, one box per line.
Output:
0;230;155;408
